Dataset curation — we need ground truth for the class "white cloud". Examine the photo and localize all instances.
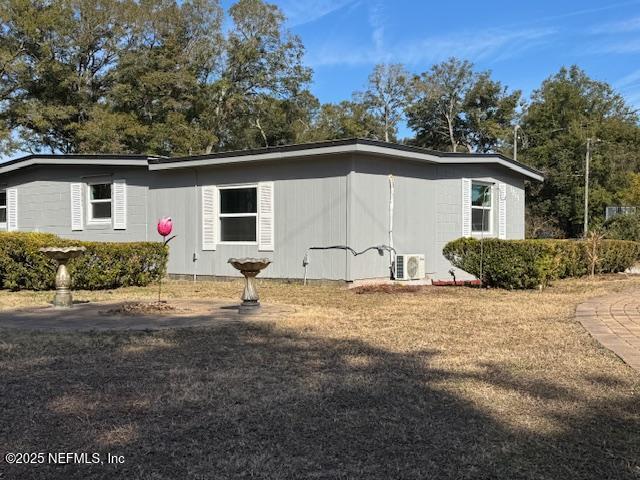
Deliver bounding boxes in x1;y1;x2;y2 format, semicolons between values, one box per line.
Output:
368;0;386;59
617;69;640;88
307;27;556;67
593;38;640;54
591;15;640;34
278;0;358;27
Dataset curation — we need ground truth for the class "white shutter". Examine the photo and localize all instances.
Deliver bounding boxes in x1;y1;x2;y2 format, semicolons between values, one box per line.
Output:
7;188;17;231
202;185;218;250
461;178;471;237
113;179;127;230
258;181;274;251
498;182;507;239
70;183;83;231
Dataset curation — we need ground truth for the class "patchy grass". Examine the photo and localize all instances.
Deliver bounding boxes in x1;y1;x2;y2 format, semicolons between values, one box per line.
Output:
1;276;640;479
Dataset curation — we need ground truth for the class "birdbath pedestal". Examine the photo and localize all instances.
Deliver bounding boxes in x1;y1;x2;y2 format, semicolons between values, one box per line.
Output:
228;258;271;313
39;247;86;308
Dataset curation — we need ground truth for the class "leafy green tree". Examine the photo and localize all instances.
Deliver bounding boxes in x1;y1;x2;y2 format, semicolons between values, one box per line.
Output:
85;0;222;155
359;63;409;142
235;90;319;148
198;0;311;153
603;214;640;241
0;0;311;156
305;101;386;141
406;57;519;153
0;0;134;153
520;66;640;237
463;72;521;154
618;172;640;206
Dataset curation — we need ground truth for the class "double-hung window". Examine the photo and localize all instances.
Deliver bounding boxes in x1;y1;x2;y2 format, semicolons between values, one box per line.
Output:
88;183;112;223
471;182;492;234
0;190;6;228
219;186;257;243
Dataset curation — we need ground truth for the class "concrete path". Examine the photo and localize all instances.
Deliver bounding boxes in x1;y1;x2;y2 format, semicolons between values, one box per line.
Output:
576;291;640;372
0;300;293;332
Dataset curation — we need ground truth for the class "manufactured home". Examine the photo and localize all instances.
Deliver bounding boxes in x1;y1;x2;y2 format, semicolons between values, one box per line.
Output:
0;138;543;282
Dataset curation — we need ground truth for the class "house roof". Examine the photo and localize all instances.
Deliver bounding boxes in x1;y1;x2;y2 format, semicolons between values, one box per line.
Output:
0;153;156;175
0;138;544;181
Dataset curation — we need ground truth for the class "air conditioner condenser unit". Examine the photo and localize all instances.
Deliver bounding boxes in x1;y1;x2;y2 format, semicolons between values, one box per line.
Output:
395;254;426;281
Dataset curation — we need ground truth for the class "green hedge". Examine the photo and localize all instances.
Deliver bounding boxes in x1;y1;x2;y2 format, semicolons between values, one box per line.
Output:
0;232;168;291
603;214;640;241
443;237;640;289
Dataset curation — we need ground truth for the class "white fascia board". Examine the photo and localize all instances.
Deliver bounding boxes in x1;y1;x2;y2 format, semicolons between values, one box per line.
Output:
0;158;147;175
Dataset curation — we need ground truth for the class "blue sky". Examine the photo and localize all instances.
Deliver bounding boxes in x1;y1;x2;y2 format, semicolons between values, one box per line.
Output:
4;0;640;161
269;0;640;113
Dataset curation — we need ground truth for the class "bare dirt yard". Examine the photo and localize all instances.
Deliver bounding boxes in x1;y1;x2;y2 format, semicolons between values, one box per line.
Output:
1;276;639;479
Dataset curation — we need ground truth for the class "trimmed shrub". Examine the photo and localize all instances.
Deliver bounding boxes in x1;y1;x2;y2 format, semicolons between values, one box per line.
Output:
443;237;640;289
0;232;168;291
603;214;640;241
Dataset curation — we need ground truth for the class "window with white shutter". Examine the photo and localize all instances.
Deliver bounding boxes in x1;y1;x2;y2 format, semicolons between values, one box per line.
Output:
70;183;84;231
498;182;507;239
6;188;17;232
87;182;112;224
471;181;493;234
461;178;471;236
202;185;218;250
113;179;127;230
218;186;257;243
258;181;274;251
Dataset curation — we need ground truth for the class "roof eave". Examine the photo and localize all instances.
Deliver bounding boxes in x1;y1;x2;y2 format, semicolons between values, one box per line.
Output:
0;156;152;175
148;141;544;181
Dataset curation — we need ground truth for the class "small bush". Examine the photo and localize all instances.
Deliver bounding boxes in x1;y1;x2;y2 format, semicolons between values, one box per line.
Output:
603;214;640;241
0;232;168;291
443;237;640;289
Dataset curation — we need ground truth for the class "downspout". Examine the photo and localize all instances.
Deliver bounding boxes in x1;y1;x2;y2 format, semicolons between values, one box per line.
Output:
192;168;199;282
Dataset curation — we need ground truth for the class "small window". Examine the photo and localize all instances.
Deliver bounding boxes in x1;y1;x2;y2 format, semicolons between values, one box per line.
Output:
219;186;257;242
88;183;112;222
0;190;6;226
471;182;492;233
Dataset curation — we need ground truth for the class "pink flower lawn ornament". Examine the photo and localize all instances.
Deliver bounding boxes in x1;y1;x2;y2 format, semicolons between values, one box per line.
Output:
157;217;173;238
156;217;175;303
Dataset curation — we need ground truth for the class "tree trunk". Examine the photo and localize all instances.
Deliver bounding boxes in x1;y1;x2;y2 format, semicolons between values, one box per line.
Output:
255;118;268;147
448;119;456;152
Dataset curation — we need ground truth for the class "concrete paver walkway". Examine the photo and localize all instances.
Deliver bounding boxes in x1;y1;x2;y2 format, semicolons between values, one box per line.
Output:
576;291;640;372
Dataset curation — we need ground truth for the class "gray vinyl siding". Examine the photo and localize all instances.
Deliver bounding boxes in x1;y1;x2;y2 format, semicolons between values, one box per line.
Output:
2;165;149;241
348;155;526;280
0;152;527;281
147;157;349;280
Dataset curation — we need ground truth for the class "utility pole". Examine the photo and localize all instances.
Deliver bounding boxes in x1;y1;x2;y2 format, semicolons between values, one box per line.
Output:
584;137;591;237
513;125;521;161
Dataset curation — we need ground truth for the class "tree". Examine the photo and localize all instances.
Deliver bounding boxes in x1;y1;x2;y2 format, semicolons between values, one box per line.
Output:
462;72;521;154
84;0;222;155
0;0;312;156
360;63;409;142
305;101;386;141
520;66;640;237
0;0;135;153
619;172;640;206
406;57;520;153
233;90;319;148
198;0;312;153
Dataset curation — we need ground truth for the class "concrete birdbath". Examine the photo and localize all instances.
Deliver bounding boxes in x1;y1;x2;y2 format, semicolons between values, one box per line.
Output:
228;258;271;313
39;246;86;308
